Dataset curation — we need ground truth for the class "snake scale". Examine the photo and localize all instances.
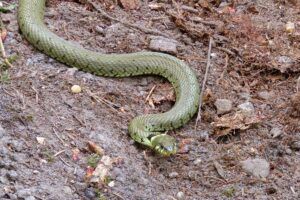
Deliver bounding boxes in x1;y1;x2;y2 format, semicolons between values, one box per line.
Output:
17;0;200;156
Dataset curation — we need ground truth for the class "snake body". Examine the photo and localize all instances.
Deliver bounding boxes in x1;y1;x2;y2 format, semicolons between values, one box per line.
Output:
18;0;200;155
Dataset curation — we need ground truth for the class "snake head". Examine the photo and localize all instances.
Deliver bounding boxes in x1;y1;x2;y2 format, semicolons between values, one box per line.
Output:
150;134;178;156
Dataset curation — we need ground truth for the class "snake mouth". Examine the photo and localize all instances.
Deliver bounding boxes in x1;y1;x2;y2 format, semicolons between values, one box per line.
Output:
150;134;178;156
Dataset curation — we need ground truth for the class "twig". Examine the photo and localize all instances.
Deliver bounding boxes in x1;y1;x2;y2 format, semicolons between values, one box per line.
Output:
86;89;121;113
111;192;126;200
86;0;170;38
203;175;227;184
54;149;66;157
216;53;229;85
59;156;71;167
217;47;236;56
52;127;68;146
145;85;156;103
296;76;300;92
195;37;213;128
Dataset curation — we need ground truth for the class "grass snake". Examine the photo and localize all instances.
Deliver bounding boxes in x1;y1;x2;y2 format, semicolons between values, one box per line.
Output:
17;0;200;156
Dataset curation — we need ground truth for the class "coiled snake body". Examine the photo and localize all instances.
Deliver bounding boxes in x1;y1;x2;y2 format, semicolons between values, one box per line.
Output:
18;0;200;156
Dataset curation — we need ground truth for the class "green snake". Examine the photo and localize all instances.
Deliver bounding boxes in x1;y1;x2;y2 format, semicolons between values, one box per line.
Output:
17;0;200;156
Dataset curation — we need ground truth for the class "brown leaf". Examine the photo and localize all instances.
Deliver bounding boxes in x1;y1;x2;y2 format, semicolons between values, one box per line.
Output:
87;141;105;155
212;111;262;138
119;0;140;10
213;161;227;180
1;29;7;41
72;148;80;161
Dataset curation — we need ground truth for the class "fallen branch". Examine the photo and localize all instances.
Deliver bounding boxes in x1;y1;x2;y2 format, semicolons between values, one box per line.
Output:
86;0;170;38
195;37;213;128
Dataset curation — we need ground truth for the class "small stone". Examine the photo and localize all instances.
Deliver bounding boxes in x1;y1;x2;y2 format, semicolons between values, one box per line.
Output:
25;196;36;200
65;68;78;77
71;85;82;94
0;176;8;184
95;26;104;34
63;186;73;195
108;181;115;187
193;158;202;165
7;170;18;181
290;141;300;151
84;187;96;198
239;92;251;101
286;21;295;33
241;158;270;178
0;125;5;138
36;137;46;145
168;172;179;178
258;91;275;100
238;102;255;116
16;188;32;198
269;127;282;138
10;140;24;152
149;36;177;54
176;191;185;200
285;148;292;155
214;99;233;114
198;130;209;140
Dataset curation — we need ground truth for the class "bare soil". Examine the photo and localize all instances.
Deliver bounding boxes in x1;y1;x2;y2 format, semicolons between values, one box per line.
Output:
0;0;299;200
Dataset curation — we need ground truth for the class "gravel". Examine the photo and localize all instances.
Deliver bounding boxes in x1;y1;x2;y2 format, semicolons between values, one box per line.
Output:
149;36;178;54
270;127;283;138
241;158;270;178
238;102;255;116
214;99;233;114
257;91;275;100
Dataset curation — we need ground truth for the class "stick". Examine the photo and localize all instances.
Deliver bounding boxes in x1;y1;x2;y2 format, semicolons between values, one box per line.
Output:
86;0;170;38
195;37;213;128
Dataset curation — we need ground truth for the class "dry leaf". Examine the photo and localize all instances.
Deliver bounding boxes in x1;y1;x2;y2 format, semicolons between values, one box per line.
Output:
36;137;46;145
87;141;105;155
1;29;7;41
90;156;113;183
213;161;227;180
119;0;140;10
72;148;80;161
212;111;262;138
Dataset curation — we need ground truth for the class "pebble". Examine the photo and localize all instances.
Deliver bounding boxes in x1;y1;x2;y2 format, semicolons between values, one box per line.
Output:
241;158;270;178
7;170;18;181
269;127;283;138
149;36;178;54
258;91;275;100
168;172;179;178
16;188;32;198
237;102;255;116
239;92;251;101
62;186;73;195
214;99;233;114
10;140;24;152
25;196;36;200
198;130;209;141
84;187;97;199
176;191;185;200
95;25;105;34
193;158;202;165
0;125;5;138
290;141;300;151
